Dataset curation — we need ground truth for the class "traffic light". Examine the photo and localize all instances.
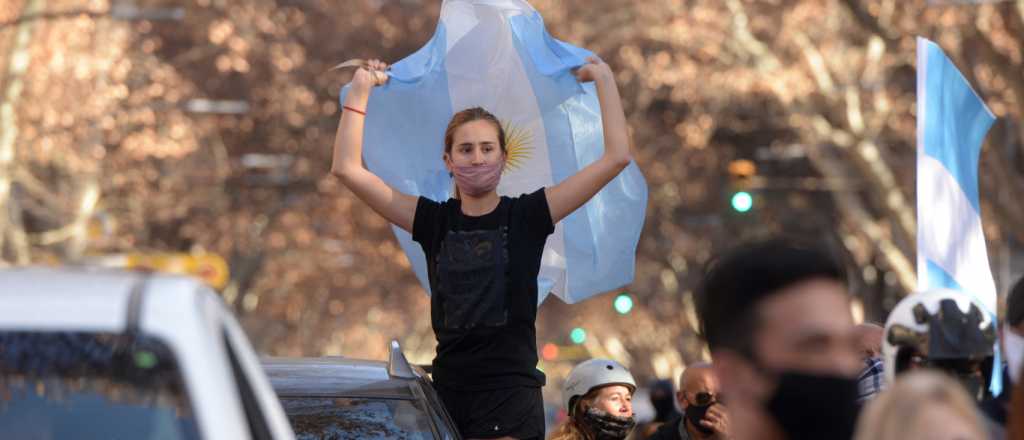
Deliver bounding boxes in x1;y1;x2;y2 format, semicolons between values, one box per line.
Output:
134;351;158;369
731;191;753;213
727;159;757;214
570;327;587;345
613;293;633;314
541;343;559;361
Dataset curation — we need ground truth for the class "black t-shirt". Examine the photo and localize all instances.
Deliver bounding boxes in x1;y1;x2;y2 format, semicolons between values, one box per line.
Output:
413;188;554;391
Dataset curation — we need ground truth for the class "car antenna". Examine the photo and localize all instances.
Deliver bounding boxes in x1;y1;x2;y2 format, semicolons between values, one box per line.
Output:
387;340;416;379
124;273;152;337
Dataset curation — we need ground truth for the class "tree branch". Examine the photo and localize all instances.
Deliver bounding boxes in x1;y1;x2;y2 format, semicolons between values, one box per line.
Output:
980;123;1024;244
725;0;781;71
807;115;917;247
837;0;900;47
0;0;45;263
723;0;917;264
13;166;72;217
793;31;836;95
806;143;916;293
27;178;99;250
964;22;1024;120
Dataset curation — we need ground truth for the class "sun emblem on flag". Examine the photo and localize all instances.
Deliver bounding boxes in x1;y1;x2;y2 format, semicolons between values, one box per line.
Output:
502;120;534;174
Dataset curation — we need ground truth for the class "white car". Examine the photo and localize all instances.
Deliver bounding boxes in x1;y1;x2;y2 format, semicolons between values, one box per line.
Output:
0;267;296;440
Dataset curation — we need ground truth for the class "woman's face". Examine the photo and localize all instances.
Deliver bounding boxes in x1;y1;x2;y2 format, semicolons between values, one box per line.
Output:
445;119;504;170
592;385;634;417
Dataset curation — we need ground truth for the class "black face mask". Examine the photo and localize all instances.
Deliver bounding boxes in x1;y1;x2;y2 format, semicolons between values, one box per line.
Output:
684;401;715;435
763;371;861;440
581;407;636;440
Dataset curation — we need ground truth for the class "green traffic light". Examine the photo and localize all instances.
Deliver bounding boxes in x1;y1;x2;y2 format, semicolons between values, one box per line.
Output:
614;294;633;314
570;327;587;344
731;191;753;213
134;351;157;369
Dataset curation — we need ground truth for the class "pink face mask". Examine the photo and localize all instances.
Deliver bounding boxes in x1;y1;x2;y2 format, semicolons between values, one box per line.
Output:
451;162;503;197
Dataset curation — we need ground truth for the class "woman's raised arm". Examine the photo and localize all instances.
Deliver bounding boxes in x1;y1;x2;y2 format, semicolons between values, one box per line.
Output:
544;56;633;224
331;60;418;233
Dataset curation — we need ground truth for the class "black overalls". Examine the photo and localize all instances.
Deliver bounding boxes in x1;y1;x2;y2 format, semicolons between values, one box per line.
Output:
434;201;511;331
414;192;551;439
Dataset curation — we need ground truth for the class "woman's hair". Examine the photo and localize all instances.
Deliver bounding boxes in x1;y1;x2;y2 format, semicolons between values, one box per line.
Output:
854;370;986;440
443;107;507;155
548;391;600;440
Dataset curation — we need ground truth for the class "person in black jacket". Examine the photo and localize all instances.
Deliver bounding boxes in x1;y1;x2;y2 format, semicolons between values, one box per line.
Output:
647;363;730;440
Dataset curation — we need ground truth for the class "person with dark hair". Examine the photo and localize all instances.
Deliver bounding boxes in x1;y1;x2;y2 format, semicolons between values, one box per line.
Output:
331;57;634;440
1003;276;1024;385
1008;367;1024;440
649;379;680;425
694;239;862;440
647;362;731;440
978;274;1024;439
633;379;682;439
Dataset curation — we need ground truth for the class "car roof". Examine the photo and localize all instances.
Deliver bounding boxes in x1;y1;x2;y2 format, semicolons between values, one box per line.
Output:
0;266;207;332
262;356;422;399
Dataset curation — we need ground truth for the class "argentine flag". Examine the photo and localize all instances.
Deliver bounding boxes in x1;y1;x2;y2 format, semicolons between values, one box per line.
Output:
343;0;648;304
916;37;998;391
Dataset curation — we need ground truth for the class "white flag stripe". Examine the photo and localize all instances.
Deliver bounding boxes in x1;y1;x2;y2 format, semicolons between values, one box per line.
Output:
917;155;997;313
444;2;567;303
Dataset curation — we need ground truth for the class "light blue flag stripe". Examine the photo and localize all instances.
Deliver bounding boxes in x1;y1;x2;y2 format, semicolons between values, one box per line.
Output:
509;11;647;300
920;41;995;213
342;23;454;288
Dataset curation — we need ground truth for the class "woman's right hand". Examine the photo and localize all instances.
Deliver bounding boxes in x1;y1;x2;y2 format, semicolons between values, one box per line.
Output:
351;59;389;89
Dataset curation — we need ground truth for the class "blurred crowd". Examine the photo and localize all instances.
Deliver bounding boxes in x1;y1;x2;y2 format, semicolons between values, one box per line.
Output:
548;238;1024;440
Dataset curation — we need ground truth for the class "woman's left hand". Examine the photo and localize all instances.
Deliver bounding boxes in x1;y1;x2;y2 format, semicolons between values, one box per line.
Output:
574;56;613;83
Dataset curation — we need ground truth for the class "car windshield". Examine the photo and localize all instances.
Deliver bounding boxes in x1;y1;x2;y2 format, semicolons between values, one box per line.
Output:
282;396;436;440
0;332;200;440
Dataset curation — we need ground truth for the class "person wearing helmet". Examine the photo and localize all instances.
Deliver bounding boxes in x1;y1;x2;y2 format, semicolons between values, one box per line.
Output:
882;288;1009;440
881;288;997;402
548;359;637;440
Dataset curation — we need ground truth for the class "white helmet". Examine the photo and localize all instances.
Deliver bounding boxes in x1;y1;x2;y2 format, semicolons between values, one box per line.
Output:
882;289;995;400
563;359;637;415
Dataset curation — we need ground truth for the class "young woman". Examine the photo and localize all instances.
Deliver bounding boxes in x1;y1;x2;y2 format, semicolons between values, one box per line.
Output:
331;57;633;440
549;358;637;440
